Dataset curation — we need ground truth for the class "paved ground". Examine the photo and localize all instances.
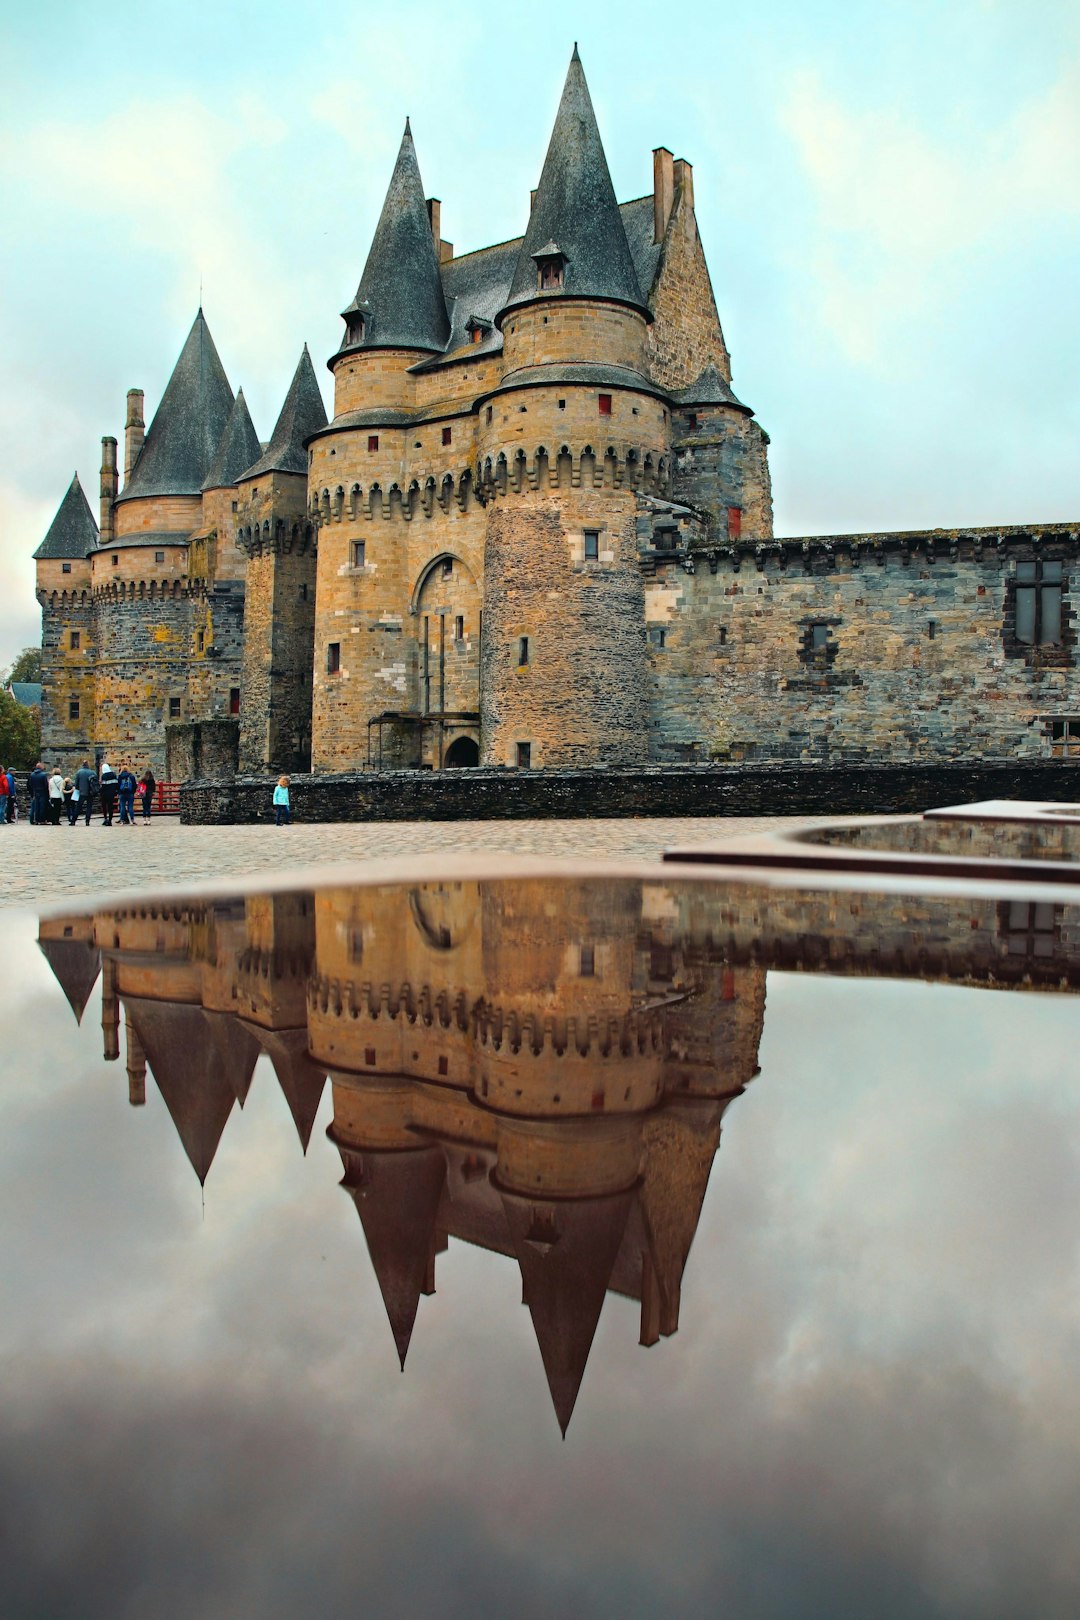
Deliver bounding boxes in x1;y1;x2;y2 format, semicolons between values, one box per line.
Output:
0;813;811;909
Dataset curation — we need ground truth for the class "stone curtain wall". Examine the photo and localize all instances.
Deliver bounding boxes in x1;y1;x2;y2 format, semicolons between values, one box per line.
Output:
645;526;1080;763
180;760;1080;824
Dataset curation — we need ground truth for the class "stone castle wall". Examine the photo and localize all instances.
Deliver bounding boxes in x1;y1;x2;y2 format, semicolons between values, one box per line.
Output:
644;524;1080;762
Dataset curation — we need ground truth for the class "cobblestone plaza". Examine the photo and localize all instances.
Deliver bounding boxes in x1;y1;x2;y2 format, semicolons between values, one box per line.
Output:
2;815;806;910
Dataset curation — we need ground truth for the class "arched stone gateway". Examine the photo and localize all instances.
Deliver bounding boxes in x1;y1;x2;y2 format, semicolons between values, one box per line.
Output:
444;736;479;768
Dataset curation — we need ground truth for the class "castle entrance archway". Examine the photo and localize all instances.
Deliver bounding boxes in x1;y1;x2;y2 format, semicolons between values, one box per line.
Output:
444;736;479;768
413;553;481;769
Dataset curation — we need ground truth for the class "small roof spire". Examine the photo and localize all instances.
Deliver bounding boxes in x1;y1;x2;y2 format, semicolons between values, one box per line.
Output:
201;388;261;490
33;473;99;561
238;346;328;480
337;123;450;356
501;48;644;320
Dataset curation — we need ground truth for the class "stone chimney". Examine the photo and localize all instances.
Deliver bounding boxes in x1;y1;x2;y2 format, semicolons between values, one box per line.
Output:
125;1010;146;1106
427;196;441;245
124;389;145;483
653;147;674;244
530;187;538;213
99;435;118;543
673;157;694;209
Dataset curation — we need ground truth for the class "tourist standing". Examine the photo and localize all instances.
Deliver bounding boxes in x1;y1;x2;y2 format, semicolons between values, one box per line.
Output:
0;768;9;826
62;777;75;822
117;764;137;826
6;769;18;822
48;768;64;826
29;763;49;826
273;775;291;826
139;766;156;823
73;761;96;825
99;761;118;826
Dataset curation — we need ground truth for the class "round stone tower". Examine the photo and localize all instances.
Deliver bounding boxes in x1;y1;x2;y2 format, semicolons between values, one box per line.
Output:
478;48;662;768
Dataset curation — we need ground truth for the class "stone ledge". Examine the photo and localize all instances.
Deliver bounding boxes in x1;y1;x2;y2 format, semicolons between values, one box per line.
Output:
180;761;1080;825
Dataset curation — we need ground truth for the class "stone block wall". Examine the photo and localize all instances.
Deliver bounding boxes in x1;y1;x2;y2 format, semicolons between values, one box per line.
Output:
93;586;193;773
166;717;239;781
644;179;731;391
645;525;1080;763
181;759;1080;824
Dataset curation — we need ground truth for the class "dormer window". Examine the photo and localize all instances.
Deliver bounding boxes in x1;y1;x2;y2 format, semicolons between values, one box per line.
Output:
341;297;370;348
466;316;491;347
532;240;567;292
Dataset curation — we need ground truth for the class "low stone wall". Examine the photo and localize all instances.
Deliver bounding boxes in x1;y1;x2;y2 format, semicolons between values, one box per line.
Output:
180;761;1080;825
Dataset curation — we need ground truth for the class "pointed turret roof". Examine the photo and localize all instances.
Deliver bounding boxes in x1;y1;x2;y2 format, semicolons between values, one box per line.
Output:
36;934;101;1024
33;474;98;561
240;347;328;479
502;48;645;320
118;310;235;502
673;363;753;416
502;1186;635;1436
203;1011;262;1106
201;389;261;490
343;1146;447;1369
124;999;237;1185
249;1027;327;1152
337;122;450;356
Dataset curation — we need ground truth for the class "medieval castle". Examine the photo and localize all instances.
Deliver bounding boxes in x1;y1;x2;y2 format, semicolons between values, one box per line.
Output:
34;49;1079;779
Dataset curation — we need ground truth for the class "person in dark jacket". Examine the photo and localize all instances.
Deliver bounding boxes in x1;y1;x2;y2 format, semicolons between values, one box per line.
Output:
73;762;96;825
5;768;18;823
99;761;118;826
29;763;49;826
117;765;137;826
139;767;156;823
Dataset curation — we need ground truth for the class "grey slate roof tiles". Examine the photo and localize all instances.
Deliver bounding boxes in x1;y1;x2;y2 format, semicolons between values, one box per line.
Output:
202;388;261;490
240;346;328;479
502;48;646;318
33;473;99;560
674;362;753;414
339;121;450;356
118;310;235;502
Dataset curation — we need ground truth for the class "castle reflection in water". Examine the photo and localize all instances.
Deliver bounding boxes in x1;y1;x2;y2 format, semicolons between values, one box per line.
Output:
38;875;1080;1432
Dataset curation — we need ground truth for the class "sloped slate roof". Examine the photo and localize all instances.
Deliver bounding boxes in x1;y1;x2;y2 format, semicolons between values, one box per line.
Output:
338;122;450;356
118;310;235;502
36;934;100;1024
502;48;645;319
33;473;98;560
202;388;261;490
416;198;660;371
674;362;753;415
240;346;328;479
10;682;43;707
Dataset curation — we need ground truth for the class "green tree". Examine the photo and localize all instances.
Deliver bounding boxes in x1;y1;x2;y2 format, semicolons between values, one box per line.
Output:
0;687;41;770
4;647;42;685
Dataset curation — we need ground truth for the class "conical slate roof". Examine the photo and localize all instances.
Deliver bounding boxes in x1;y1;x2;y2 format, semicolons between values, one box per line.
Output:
201;389;261;490
36;934;101;1024
249;1027;327;1153
343;1145;447;1369
240;347;328;479
673;363;752;415
338;122;450;355
502;1185;635;1436
502;48;644;319
33;474;98;561
124;999;237;1185
119;310;235;502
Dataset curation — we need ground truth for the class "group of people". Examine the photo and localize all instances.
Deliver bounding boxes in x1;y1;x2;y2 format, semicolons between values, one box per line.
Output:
21;762;158;826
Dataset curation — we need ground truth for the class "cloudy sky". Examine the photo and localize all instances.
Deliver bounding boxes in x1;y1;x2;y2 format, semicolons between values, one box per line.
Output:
1;0;1077;667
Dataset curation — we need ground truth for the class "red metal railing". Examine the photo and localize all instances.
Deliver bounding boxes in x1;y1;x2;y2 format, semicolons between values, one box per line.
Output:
153;782;181;815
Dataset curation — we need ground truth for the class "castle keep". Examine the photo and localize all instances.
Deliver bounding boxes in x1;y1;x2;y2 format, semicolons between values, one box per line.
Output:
34;50;1078;778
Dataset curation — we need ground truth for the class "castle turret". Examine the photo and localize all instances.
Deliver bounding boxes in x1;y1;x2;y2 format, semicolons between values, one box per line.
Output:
186;388;262;728
34;473;98;772
330;119;450;417
94;310;236;772
236;345;327;772
479;48;658;768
